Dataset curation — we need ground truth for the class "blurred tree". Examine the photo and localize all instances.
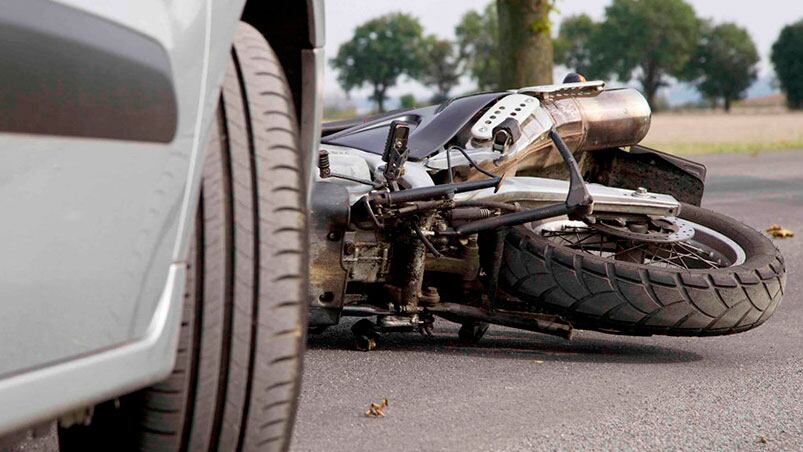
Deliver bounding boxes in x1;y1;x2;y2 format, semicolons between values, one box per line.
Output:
399;94;417;109
455;3;500;90
771;19;803;109
553;14;601;78
685;22;759;112
420;36;461;103
496;0;555;88
595;0;700;109
330;13;424;112
323;102;357;121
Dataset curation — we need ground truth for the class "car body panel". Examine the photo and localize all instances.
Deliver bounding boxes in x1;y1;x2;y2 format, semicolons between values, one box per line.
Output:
0;0;216;376
0;0;323;434
0;0;177;142
0;0;232;433
0;263;185;436
301;46;325;203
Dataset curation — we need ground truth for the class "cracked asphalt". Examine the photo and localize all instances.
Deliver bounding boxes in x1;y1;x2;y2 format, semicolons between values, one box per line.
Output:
292;150;803;451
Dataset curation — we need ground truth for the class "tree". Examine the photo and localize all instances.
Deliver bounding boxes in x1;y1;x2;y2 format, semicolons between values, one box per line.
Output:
771;19;803;109
553;14;602;78
330;13;423;112
455;3;500;91
420;36;461;103
685;22;759;112
399;94;417;109
496;0;555;88
595;0;700;109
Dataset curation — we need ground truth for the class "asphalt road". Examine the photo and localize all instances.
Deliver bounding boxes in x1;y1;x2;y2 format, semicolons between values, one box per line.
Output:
11;150;802;451
292;150;803;451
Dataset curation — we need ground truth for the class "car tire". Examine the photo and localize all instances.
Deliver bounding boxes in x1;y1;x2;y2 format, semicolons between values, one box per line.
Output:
59;22;307;452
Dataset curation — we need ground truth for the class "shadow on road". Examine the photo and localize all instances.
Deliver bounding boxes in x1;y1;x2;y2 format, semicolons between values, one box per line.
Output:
306;319;703;365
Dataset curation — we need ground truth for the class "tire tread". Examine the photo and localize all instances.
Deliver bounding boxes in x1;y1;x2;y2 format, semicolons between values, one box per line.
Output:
499;204;785;336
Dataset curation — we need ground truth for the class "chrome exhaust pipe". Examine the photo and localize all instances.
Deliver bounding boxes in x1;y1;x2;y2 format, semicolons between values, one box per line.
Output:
546;87;652;151
466;84;652;179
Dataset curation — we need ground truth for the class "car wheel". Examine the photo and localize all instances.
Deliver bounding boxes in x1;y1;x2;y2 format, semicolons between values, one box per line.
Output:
59;22;307;452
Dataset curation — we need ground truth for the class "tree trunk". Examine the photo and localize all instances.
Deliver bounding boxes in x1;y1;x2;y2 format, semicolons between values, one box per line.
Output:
372;84;387;113
641;79;658;111
724;97;732;112
496;0;554;89
641;62;660;111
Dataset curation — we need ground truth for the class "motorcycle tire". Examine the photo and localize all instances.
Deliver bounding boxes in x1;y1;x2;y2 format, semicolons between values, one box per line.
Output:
499;203;785;336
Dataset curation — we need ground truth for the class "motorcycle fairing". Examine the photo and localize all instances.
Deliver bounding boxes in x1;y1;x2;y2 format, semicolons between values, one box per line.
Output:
321;92;504;161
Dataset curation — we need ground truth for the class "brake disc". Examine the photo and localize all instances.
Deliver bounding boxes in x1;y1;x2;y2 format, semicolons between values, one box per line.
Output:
588;216;695;243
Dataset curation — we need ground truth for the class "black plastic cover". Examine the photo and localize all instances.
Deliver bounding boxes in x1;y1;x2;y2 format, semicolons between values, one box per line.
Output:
321;92;504;161
0;0;177;142
583;145;707;206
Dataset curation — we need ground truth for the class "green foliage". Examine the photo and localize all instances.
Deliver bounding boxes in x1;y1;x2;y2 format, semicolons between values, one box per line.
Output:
527;1;558;35
595;0;701;108
420;36;461;103
771;19;803;109
550;0;700;108
685;22;758;112
553;14;601;78
399;94;417;109
455;3;500;91
330;13;424;112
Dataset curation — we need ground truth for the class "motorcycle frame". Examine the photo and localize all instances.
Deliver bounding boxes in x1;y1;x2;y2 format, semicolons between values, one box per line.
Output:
309;145;681;333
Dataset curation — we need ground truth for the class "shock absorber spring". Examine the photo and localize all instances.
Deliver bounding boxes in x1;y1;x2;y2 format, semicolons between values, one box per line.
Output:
449;207;493;222
318;149;331;178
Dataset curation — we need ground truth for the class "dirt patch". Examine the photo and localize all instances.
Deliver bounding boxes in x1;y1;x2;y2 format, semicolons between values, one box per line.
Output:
641;112;803;155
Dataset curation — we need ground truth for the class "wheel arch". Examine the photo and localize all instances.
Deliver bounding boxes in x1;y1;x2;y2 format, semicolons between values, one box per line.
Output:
241;0;324;121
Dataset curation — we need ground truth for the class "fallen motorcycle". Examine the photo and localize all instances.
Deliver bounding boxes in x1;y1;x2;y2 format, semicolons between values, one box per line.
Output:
308;77;786;350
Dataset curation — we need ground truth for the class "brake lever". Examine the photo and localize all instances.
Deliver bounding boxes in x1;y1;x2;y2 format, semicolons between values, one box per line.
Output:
439;129;595;236
548;127;593;216
382;120;411;191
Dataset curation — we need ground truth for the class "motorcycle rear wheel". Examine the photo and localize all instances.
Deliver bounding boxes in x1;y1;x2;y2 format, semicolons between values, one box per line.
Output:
499;204;785;336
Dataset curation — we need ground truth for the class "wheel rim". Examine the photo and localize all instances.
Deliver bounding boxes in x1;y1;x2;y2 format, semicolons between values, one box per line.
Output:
531;217;747;269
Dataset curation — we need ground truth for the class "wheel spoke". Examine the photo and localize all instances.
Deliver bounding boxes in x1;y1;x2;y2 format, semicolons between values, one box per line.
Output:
538;222;730;270
612;242;646;257
675;241;721;268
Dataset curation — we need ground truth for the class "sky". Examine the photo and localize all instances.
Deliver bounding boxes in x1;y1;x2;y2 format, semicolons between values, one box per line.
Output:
322;0;803;108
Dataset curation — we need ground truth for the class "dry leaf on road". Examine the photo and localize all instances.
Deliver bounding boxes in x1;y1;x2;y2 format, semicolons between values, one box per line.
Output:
365;399;389;417
766;224;794;238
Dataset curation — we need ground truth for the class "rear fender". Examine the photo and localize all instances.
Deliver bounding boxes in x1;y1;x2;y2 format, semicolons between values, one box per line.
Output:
581;145;707;206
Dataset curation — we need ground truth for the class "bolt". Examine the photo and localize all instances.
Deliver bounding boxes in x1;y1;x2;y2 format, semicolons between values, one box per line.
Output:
327;231;341;241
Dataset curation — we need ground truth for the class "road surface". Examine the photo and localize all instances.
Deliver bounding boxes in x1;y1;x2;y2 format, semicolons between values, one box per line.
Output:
11;150;802;451
293;150;803;451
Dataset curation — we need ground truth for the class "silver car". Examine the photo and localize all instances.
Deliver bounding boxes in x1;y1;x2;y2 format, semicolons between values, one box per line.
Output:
0;1;323;450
